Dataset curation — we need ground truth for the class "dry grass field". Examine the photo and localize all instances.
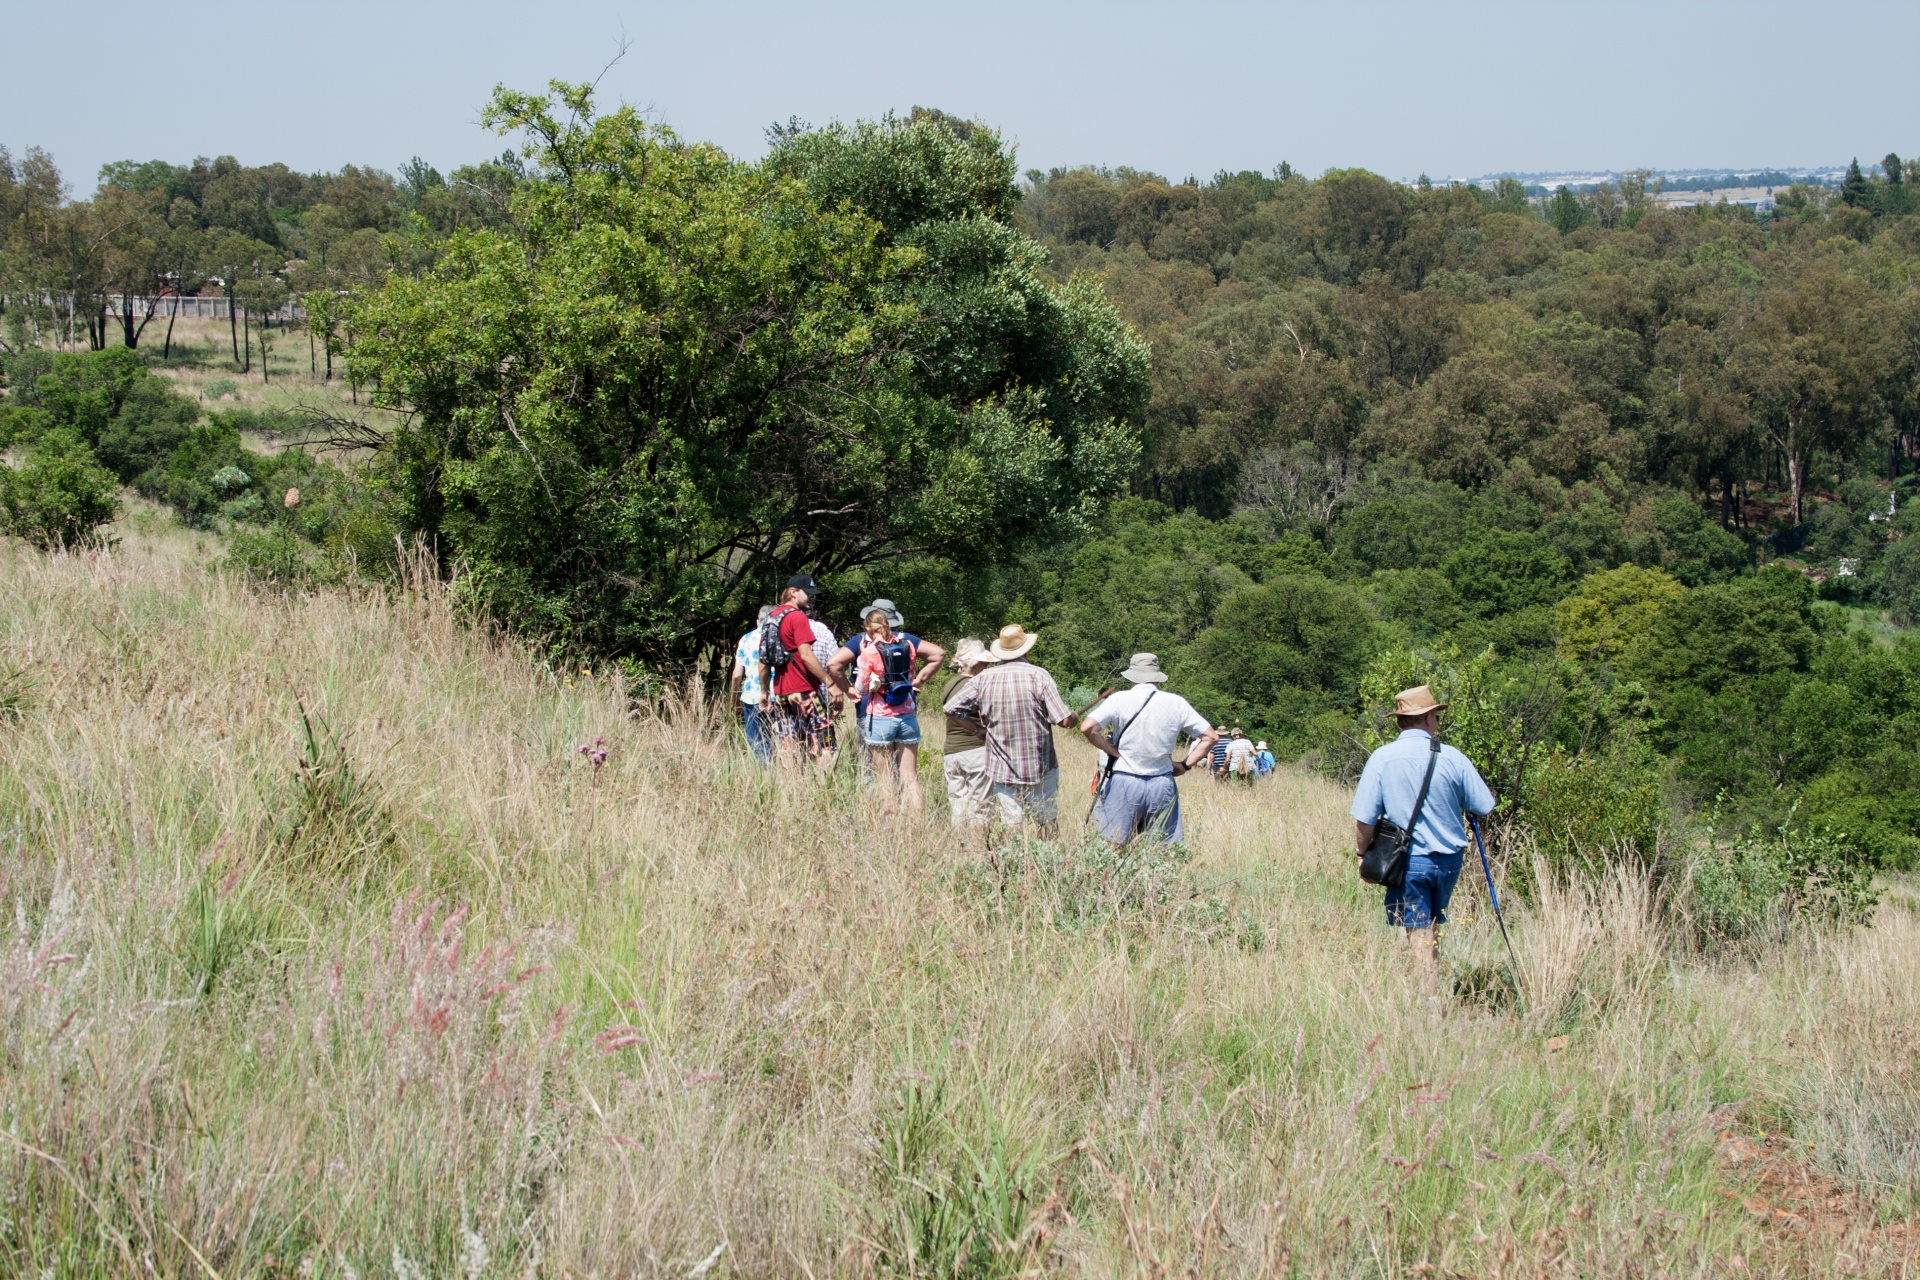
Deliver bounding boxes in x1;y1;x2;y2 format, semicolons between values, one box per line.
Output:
0;523;1916;1277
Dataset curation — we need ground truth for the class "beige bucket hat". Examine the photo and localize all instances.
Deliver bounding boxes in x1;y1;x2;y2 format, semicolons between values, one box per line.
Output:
951;637;997;669
1393;684;1448;717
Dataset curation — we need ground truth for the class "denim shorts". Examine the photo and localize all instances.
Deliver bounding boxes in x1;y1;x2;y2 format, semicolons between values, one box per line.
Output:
862;711;921;746
1384;850;1465;930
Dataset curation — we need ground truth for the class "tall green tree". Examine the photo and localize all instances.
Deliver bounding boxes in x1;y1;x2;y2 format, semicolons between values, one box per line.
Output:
343;84;1147;667
1730;263;1889;525
1840;158;1871;209
1546;185;1590;234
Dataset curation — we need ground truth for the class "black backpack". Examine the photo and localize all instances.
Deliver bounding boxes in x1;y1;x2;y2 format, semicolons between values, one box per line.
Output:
874;635;915;705
760;605;799;676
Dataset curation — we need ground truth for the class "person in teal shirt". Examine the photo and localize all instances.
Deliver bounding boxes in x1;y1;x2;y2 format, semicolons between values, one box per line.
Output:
729;605;775;764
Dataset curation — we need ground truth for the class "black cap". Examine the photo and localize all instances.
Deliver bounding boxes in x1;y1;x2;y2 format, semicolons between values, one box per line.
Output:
786;573;818;593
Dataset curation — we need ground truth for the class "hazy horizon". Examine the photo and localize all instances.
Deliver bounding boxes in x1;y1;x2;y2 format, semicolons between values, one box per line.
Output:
7;0;1916;193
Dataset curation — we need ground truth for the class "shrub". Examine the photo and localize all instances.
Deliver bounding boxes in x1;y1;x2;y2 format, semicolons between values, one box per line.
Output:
1682;818;1878;943
12;347;145;438
224;525;317;588
0;429;121;549
1800;756;1920;870
93;376;202;482
1523;744;1663;877
0;405;51;448
201;378;238;400
1179;575;1377;751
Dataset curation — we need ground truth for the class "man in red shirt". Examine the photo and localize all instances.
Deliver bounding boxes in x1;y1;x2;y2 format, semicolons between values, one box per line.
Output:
760;574;847;764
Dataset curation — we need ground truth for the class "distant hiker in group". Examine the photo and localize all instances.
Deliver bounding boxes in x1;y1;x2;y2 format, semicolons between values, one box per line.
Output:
1209;729;1230;780
1224;728;1256;782
828;600;944;817
1079;653;1218;846
942;624;1078;836
1351;685;1496;992
940;638;997;840
729;604;775;765
1254;740;1275;776
758;575;845;766
828;599;939;781
809;612;843;718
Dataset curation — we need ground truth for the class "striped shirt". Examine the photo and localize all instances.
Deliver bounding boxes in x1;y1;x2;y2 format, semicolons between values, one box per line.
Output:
943;659;1074;785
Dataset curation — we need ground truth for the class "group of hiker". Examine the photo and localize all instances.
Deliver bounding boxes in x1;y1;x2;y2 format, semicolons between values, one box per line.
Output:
728;575;1500;986
727;575;1269;840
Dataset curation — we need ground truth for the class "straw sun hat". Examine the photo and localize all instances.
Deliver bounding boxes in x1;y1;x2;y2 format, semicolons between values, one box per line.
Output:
989;623;1038;660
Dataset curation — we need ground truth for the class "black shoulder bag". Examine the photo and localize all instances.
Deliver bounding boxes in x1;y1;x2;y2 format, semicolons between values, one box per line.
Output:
1359;734;1441;892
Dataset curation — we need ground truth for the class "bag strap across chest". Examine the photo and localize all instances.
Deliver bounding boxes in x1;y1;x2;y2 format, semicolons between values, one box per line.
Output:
1400;735;1443;847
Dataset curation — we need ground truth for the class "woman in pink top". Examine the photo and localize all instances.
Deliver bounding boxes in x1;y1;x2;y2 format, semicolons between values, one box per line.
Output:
848;604;938;817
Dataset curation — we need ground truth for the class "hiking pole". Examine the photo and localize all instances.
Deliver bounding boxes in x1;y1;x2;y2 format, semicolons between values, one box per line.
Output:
1469;814;1519;973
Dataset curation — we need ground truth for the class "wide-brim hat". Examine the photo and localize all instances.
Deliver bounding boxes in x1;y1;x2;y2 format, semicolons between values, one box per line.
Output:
861;598;905;628
989;623;1038;661
1256;741;1268;750
951;637;997;669
1393;684;1448;717
1121;652;1168;683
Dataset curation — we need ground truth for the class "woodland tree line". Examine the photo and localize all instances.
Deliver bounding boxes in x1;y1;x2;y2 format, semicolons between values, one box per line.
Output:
4;96;1920;909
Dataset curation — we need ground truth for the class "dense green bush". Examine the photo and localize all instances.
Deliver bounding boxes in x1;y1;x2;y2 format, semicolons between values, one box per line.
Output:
1682;821;1877;942
0;429;121;549
94;376;202;481
1524;744;1664;876
1179;575;1378;750
0;405;50;447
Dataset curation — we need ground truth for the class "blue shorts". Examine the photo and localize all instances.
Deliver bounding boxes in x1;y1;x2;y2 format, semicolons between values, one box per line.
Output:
863;711;921;746
1384;850;1464;930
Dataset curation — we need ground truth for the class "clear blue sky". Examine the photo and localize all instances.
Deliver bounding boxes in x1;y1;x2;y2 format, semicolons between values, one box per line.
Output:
9;0;1917;192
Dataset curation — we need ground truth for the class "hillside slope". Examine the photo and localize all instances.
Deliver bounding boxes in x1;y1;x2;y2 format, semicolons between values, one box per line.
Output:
0;529;1912;1277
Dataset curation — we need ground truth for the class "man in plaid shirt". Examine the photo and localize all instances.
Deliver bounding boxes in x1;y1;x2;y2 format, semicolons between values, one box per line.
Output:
943;624;1079;835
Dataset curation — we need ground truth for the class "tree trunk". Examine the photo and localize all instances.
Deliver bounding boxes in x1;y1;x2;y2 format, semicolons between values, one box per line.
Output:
308;323;316;376
324;328;332;381
163;292;179;360
228;289;240;365
119;296;137;349
1787;448;1805;526
242;309;251;374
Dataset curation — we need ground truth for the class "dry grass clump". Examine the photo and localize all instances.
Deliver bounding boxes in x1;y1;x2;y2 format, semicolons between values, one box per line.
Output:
0;527;1914;1276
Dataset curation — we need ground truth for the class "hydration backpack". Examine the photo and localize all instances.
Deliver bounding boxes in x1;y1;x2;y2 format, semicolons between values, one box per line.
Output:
875;636;915;705
760;605;799;676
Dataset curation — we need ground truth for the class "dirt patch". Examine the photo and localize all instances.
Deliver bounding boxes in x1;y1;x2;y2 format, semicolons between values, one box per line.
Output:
1712;1106;1918;1274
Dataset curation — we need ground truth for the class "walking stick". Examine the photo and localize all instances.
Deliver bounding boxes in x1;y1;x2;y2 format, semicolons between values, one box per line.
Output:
1469;814;1519;974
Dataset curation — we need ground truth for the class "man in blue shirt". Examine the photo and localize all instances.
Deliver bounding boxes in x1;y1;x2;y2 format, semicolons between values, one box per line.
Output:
1350;685;1497;989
